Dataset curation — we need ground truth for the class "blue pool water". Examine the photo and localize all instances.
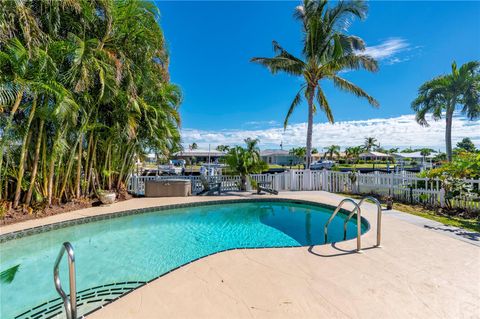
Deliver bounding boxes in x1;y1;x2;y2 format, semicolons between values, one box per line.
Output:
0;201;368;318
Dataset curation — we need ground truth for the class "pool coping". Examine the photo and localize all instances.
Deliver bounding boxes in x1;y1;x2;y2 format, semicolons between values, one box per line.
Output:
0;197;369;243
1;196;371;319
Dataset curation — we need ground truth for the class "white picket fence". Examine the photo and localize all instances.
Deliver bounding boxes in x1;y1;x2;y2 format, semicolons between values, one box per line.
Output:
127;170;480;211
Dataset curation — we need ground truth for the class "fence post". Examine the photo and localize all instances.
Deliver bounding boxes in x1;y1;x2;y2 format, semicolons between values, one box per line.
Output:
303;169;311;191
439;188;445;208
390;172;394;196
290;170;296;190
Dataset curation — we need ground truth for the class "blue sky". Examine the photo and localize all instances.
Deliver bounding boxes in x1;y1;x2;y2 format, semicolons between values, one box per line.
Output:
155;1;480;149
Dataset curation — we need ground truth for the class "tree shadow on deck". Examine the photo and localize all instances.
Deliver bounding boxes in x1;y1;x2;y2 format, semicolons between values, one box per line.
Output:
423;225;480;242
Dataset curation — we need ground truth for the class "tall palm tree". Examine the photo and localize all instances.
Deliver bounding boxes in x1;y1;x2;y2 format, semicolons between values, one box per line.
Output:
363;137;378;151
251;0;379;168
324;145;340;160
412;61;479;161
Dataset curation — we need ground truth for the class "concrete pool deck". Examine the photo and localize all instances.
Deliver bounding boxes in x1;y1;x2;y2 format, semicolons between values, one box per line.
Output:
1;191;479;318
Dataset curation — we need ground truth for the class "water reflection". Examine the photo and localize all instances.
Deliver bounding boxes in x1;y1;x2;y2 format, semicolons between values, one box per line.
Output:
259;204;359;245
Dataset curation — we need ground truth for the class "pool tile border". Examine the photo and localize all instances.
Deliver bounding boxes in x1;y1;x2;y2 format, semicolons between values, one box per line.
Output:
0;198;366;243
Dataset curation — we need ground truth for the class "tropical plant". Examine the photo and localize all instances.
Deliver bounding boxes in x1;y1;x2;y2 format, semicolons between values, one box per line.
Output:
363;137;378;151
216;145;230;152
345;146;363;164
251;0;379;168
456;137;476;153
420;148;432;162
0;264;20;284
426;151;480;179
289;147;306;166
189;143;198;151
224;139;267;190
412;61;480;161
434;152;447;162
0;0;181;209
400;147;415;153
324;145;340;160
442;176;475;210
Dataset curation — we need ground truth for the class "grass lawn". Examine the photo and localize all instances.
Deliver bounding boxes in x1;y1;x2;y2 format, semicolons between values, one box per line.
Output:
268;164;304;169
336;163;397;169
392;202;479;233
339;193;479;233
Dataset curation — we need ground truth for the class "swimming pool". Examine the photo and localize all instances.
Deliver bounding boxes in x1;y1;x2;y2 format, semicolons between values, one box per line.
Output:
0;199;369;318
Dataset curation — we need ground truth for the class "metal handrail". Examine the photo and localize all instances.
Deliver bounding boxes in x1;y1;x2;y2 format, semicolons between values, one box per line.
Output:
54;242;77;319
324;198;362;252
343;196;382;247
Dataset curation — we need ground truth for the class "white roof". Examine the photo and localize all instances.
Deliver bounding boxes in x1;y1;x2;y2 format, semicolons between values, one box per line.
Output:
260;149;291;156
360;151;392;158
393;151;436;159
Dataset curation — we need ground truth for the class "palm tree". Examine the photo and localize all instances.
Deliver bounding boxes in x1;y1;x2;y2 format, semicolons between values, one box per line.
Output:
412;61;479;161
289;147;306;166
345;146;363;165
189;143;198;151
324;145;340;160
225;138;267;190
420;148;431;163
216;145;230;152
251;0;379;168
363;137;378;152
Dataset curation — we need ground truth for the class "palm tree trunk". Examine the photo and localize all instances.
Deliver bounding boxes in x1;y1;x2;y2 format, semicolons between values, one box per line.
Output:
25;119;44;205
48;131;61;206
75;134;83;198
86;137;97;195
59;135;81;200
445;105;454;161
305;86;315;169
0;89;24;199
13;96;37;208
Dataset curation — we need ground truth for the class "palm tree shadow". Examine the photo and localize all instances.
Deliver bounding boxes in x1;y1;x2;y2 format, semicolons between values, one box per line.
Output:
307;243;378;258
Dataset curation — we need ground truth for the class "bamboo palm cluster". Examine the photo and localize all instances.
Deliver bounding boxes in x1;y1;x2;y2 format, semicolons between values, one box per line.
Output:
0;0;181;209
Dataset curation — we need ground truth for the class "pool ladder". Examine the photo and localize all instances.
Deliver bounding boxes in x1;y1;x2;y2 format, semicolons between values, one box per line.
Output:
53;242;77;319
324;196;383;252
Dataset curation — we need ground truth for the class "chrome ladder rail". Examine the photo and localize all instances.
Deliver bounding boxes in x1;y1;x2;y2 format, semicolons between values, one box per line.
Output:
53;242;77;319
324;198;362;252
343;196;382;247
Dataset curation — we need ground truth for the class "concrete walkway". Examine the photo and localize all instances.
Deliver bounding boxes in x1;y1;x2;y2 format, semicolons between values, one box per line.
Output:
2;192;479;318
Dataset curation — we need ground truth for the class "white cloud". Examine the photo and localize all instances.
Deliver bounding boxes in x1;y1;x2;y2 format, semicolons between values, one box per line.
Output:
181;113;480;151
361;38;415;65
243;120;279;128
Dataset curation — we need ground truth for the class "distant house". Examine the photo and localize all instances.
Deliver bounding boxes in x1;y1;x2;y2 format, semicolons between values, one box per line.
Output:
173;149;226;163
359;151;393;161
261;149;295;166
392;151;436;161
260;149;321;166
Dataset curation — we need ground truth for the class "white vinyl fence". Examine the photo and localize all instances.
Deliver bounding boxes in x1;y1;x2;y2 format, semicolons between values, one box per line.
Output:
127;170;480;211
